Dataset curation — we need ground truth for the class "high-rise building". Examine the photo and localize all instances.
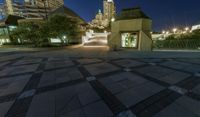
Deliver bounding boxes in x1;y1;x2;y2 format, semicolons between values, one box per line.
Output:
90;0;116;29
103;0;116;20
3;0;64;18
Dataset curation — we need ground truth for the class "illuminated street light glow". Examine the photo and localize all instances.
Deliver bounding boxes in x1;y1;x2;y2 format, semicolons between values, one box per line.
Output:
111;18;115;22
173;28;177;34
162;30;166;34
185;27;189;31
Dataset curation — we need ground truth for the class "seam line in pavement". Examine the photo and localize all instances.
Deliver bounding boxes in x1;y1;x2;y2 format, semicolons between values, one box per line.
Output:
5;58;47;117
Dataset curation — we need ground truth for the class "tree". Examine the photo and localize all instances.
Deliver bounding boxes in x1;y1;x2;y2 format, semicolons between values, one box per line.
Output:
10;14;79;47
47;14;78;45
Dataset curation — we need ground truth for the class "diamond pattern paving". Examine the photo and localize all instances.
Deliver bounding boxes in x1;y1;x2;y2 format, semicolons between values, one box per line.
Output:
0;54;200;117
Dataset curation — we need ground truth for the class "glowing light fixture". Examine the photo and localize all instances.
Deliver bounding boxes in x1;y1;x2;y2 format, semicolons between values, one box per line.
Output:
185;27;189;31
111;18;115;22
173;28;177;34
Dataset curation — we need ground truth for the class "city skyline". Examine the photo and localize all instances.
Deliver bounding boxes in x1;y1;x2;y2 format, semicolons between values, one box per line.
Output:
64;0;200;31
0;0;200;31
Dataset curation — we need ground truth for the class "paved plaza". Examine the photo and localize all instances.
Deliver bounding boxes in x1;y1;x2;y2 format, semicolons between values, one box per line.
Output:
0;47;200;117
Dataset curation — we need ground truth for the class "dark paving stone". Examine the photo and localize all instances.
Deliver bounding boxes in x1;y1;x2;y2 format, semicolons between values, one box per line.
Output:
186;92;200;101
0;75;31;97
38;68;83;88
174;96;200;116
90;80;127;115
130;89;181;117
116;82;164;108
37;78;86;94
0;101;14;117
5;97;33;117
77;58;102;65
160;61;200;73
154;102;199;117
0;93;18;103
112;59;145;68
176;76;200;90
84;62;120;76
135;65;190;85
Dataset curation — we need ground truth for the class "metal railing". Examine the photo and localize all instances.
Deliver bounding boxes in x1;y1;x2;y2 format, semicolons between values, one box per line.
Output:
153;39;200;49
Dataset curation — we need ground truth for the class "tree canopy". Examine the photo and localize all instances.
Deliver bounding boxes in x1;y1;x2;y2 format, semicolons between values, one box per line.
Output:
10;14;79;47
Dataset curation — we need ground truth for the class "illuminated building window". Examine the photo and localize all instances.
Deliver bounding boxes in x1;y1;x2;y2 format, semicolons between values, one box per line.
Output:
121;32;138;48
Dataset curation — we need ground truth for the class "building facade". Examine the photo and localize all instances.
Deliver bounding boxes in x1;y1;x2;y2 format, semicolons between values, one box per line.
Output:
90;0;116;29
3;0;64;18
108;7;152;51
103;0;116;21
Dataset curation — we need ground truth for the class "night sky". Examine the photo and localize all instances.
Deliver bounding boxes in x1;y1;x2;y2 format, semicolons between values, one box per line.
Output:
0;0;200;31
64;0;200;31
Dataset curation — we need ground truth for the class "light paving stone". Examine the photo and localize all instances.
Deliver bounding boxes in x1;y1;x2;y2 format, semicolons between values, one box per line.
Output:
136;66;190;84
0;64;39;77
86;76;96;81
26;91;56;117
160;71;190;84
77;83;101;106
175;96;200;116
18;89;36;99
0;56;19;63
13;58;42;65
194;72;200;77
45;60;74;70
83;101;113;117
123;67;132;72
177;58;200;64
38;68;83;87
28;82;101;117
140;58;163;63
168;86;188;95
0;75;31;96
136;66;174;78
193;84;200;95
117;110;137;117
84;62;119;76
55;83;101;115
48;57;69;62
148;63;157;66
161;61;200;73
154;102;198;117
99;72;148;94
0;101;14;117
0;61;9;67
77;58;102;64
56;83;100;115
59;109;86;117
113;59;145;68
116;82;164;108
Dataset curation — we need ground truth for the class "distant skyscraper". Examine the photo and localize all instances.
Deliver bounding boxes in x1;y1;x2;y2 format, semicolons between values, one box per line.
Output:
90;0;116;29
5;0;14;15
103;0;116;20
